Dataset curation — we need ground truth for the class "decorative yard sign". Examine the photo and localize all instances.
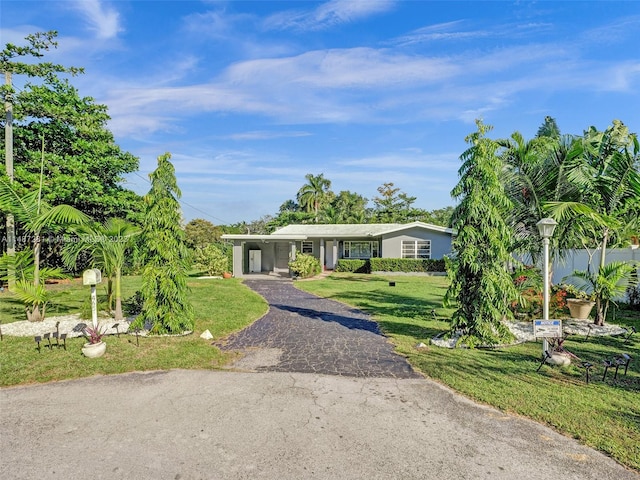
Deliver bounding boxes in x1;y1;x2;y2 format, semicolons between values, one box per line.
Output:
533;319;562;337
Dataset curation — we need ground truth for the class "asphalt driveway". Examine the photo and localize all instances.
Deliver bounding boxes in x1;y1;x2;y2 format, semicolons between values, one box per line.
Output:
217;279;419;378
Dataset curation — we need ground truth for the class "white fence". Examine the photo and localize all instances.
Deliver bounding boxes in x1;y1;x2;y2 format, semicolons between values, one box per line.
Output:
552;248;640;284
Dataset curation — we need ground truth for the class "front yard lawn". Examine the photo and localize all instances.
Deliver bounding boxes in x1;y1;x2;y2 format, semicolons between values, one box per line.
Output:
0;276;268;386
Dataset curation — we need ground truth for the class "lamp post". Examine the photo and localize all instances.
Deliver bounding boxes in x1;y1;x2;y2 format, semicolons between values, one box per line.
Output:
537;218;557;355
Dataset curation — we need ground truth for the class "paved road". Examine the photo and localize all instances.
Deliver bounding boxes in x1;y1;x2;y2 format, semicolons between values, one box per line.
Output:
218;279;419;378
1;279;637;479
1;370;637;480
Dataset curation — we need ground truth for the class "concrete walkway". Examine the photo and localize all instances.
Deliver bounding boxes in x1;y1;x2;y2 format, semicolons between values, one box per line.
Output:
1;279;637;479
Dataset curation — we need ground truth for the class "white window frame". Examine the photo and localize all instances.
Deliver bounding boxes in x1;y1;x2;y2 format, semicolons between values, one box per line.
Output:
343;241;379;259
301;241;313;254
402;240;431;259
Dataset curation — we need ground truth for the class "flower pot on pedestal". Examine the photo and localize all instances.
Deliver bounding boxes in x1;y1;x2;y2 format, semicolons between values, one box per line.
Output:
567;298;595;320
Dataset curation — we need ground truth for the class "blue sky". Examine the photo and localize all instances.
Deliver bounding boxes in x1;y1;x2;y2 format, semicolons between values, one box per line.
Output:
2;1;639;225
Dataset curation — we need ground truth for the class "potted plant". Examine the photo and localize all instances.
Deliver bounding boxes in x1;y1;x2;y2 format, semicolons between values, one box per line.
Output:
563;261;638;325
81;324;107;358
560;283;595;320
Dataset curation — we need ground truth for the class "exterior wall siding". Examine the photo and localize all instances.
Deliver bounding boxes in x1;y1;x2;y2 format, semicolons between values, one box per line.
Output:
381;227;452;259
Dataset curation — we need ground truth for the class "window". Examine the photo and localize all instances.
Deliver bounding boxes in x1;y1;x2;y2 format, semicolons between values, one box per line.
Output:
301;241;313;254
343;241;379;259
402;240;431;259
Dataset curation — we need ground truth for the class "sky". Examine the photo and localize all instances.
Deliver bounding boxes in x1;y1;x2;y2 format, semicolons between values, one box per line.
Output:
2;1;639;225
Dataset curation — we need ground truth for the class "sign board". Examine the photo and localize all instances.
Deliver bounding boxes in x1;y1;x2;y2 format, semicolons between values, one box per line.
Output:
533;319;562;338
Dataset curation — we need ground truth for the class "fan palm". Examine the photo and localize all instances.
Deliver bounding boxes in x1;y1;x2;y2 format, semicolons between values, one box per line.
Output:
565;261;639;325
0;176;89;321
547;121;640;269
63;218;140;320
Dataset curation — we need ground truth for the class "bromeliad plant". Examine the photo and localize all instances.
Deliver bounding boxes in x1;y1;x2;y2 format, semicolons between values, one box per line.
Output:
83;324;107;345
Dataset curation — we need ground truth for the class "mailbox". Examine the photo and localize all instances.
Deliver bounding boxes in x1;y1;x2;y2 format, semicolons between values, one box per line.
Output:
83;269;102;285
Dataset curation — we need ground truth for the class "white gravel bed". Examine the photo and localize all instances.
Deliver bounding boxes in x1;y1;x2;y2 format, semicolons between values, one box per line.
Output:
1;314;132;338
430;319;628;348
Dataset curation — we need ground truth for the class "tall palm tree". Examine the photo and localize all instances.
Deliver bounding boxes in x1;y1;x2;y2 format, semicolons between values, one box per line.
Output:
296;173;332;223
0;176;89;320
63;218;140;321
547;121;640;269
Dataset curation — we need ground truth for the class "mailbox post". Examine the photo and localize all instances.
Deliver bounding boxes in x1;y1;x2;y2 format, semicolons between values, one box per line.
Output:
83;269;102;329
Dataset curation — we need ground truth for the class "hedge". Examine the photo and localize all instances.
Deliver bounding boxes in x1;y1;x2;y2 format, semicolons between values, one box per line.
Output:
335;258;446;274
335;259;370;273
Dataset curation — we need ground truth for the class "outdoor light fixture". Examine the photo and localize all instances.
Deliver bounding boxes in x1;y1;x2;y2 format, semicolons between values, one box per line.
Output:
536;217;557;239
537;218;557;357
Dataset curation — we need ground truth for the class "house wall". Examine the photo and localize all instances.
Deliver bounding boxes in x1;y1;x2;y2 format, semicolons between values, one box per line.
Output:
381;228;452;259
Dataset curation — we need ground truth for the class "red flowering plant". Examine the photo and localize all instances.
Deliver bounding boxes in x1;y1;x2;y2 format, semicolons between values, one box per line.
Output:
83;324;107;345
550;285;569;317
510;265;543;320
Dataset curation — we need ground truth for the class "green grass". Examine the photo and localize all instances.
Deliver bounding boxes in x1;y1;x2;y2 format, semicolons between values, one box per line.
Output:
295;273;640;472
0;276;267;387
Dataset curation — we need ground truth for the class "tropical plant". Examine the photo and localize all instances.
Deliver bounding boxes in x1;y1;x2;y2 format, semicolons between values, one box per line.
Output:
289;252;321;278
2;31;82;290
563;261;639;325
568;262;638;325
131;153;194;334
193;243;228;276
82;324;107;345
444;120;517;347
62;218;140;321
0;176;89;321
547;121;640;270
297;173;333;223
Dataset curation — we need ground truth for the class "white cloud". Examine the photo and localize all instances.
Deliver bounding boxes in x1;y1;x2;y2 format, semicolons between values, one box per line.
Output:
72;0;121;39
264;0;396;31
225;131;312;141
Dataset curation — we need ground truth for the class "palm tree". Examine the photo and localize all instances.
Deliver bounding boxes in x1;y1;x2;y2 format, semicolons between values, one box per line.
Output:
63;218;140;321
0;176;89;320
297;173;332;223
547;120;640;270
566;261;639;325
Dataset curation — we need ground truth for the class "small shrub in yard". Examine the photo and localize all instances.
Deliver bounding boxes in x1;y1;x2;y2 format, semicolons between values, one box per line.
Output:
194;244;228;276
335;259;370;273
289;253;321;278
124;290;144;316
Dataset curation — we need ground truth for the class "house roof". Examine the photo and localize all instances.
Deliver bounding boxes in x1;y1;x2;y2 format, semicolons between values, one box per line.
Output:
222;222;454;241
273;221;453;238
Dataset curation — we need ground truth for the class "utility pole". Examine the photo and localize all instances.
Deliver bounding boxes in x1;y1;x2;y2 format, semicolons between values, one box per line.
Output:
4;71;15;291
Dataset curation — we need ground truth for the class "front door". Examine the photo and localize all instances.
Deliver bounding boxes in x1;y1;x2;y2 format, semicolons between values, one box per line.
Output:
275;242;290;272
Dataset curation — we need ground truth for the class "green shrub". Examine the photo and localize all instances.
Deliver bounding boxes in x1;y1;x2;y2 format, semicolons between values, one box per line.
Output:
289;253;321;278
194;244;229;276
370;258;446;272
335;259;370;273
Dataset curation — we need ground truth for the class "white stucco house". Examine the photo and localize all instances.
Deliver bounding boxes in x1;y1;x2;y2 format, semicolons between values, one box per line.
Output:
221;222;454;278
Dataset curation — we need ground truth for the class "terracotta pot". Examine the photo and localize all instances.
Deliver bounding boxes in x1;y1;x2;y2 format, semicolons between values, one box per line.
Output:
567;298;595;320
82;341;106;358
222;272;232;279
